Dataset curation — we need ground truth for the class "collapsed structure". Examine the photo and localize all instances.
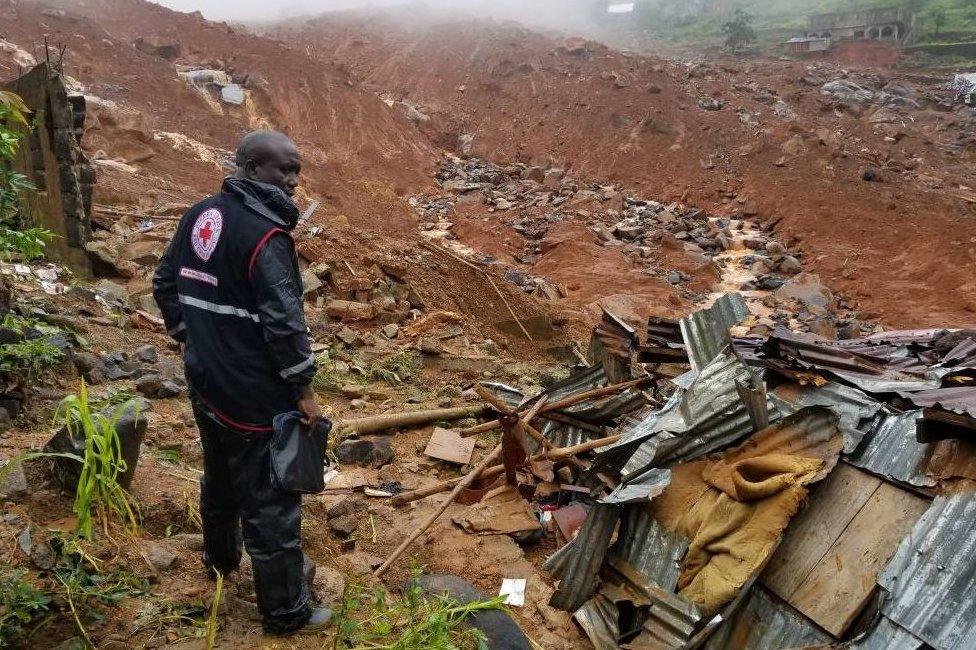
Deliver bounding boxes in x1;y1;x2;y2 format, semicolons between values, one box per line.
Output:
455;293;976;649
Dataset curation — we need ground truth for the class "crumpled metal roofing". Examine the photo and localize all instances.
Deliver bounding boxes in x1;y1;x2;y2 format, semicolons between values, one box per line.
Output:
545;503;620;612
608;503;688;589
680;292;750;373
770;379;882;453
702;585;833;650
877;491;976;650
898;386;976;419
846;409;936;488
598;351;781;480
600;467;671;505
851;617;924;650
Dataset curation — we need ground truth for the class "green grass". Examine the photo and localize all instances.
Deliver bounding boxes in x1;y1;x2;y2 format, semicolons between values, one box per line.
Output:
368;350;423;385
333;566;508;650
56;381;141;539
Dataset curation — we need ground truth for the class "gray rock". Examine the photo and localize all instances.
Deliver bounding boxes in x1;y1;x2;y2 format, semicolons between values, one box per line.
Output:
765;241;787;257
134;345;158;364
336;326;360;346
821;79;874;104
146;541;179;571
778;255;802;275
381;324;400;339
72;352;103;374
135;374;164;397
335;437;394;468
30;540;57;570
329;514;358;538
0;460;27;500
45;400;147;490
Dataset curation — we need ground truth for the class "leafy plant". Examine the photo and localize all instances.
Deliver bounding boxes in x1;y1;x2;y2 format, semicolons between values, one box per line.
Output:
57;381;140;539
0;90;36;230
0;226;55;261
51;534;147;645
333;565;507;649
0;569;51;647
0;313;67;379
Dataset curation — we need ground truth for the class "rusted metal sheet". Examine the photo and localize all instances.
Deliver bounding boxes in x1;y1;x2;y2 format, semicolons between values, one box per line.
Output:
898;386;976;419
878;491;976;650
608;503;687;590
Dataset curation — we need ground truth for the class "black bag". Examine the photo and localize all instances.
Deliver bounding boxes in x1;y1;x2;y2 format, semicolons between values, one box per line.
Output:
270;411;332;494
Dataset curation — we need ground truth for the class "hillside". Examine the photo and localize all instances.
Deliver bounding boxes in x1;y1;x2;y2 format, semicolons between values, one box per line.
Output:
628;0;976;45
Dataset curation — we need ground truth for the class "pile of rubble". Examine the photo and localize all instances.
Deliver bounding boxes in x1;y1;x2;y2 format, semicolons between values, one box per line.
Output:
383;293;976;649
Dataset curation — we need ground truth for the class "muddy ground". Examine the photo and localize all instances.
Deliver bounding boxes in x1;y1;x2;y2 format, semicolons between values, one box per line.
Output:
1;0;975;648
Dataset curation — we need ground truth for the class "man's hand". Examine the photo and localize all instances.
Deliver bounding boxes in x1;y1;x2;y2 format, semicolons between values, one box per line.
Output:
297;384;323;425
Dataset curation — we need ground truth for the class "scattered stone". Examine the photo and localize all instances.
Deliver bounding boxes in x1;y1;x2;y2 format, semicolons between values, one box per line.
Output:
45;400;147;490
778;255;802;275
335;437;395;468
329;514;358;538
134;345;158;364
135;374;164;396
336;326;361;346
326;300;375;322
30;540;57;570
0;461;27;499
313;564;346;603
381;323;400;339
146;541;180;571
341;384;366;399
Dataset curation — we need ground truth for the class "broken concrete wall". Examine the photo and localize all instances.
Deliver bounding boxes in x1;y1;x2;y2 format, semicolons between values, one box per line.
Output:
6;62;93;273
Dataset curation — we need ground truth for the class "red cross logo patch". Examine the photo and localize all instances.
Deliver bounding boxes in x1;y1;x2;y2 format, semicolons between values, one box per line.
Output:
191;208;223;262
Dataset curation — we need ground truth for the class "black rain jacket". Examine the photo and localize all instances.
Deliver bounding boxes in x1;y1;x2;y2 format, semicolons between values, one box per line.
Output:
153;177;316;432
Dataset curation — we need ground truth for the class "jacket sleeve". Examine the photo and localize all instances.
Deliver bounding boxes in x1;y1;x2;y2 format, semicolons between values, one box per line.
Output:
250;234;317;385
152;236;186;342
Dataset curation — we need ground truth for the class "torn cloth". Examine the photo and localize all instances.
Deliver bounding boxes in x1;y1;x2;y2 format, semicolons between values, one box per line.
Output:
659;408;842;615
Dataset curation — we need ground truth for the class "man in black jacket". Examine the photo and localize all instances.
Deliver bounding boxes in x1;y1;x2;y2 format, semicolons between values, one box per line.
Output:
153;130;331;634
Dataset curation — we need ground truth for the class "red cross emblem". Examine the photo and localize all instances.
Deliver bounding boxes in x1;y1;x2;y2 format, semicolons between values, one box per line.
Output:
191;208;223;262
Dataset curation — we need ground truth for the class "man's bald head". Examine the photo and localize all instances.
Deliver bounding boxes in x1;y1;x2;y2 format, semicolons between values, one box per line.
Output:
235;130;302;196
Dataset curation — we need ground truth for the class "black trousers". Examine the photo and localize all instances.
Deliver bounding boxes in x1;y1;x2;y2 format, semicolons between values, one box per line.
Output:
193;403;311;633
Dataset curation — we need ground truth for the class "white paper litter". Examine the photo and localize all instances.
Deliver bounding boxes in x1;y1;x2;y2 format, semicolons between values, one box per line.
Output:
499;578;526;607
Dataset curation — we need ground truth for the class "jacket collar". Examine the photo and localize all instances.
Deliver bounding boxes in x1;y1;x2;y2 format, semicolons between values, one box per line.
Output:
222;177;300;231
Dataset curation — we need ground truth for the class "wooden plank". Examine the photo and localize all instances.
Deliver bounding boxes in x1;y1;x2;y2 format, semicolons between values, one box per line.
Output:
762;463;882;601
787;482;930;637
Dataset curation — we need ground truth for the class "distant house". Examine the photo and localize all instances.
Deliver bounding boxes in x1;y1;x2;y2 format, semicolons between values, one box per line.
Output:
806;8;914;42
786;36;832;55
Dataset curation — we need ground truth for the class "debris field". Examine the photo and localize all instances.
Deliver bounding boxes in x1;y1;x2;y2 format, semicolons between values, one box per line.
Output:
1;1;976;649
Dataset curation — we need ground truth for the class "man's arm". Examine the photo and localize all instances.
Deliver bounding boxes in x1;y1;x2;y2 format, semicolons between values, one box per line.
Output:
251;234;321;422
153;237;185;342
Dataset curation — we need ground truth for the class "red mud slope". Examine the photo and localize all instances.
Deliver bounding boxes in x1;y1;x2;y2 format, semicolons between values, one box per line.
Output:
277;12;976;329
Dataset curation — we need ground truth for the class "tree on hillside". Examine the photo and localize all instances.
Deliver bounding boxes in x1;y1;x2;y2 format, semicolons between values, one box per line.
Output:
931;7;948;36
722;9;756;54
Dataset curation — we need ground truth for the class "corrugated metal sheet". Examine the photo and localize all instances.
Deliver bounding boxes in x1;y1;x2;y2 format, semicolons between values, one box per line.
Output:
898;386;976;419
770;380;882;453
573;593;619;649
851;617;924;650
680;293;750;373
878;491;976;650
702;585;833;650
598;351;782;479
600;468;671;505
609;503;688;590
545;503;621;612
846;410;936;488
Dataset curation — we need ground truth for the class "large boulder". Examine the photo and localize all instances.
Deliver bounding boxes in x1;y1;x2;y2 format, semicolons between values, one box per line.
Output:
44;400;148;490
410;574;531;650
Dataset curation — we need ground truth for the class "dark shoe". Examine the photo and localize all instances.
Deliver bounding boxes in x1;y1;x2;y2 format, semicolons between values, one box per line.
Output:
267;607;333;635
301;607;333;633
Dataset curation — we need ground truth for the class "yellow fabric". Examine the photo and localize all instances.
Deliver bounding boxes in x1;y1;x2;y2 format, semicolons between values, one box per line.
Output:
674;453;825;615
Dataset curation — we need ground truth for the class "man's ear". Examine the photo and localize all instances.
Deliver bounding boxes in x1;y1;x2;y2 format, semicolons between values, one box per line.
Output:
243;159;258;179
